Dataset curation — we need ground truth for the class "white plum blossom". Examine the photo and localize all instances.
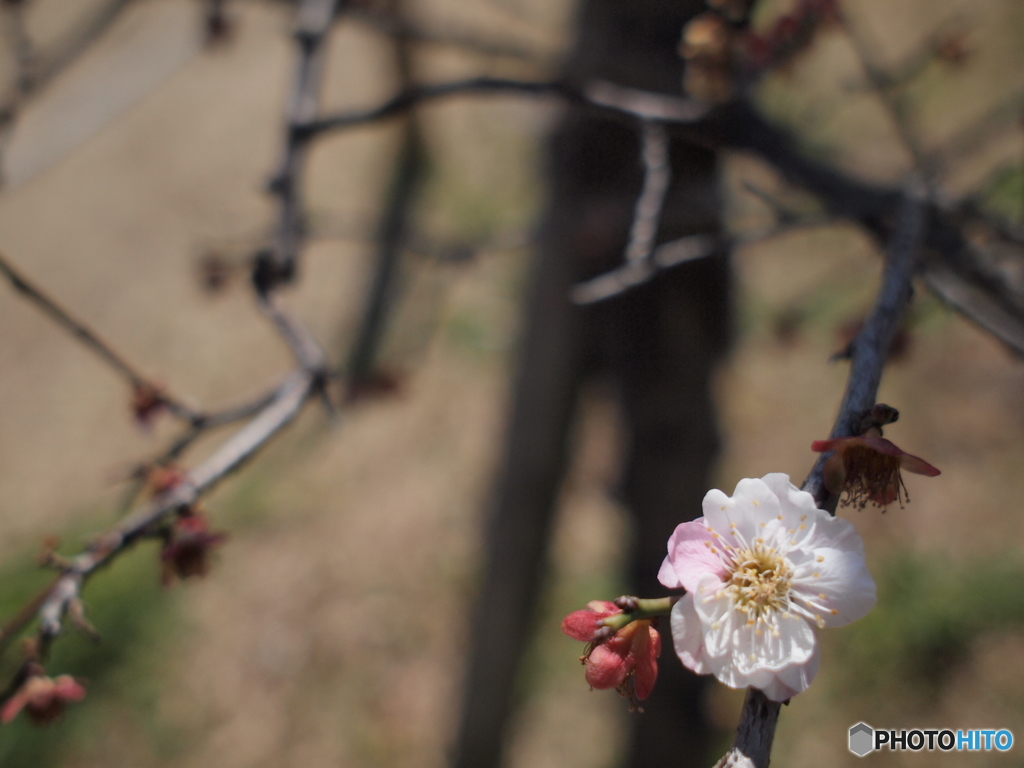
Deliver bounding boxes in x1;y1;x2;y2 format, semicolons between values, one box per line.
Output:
658;473;876;701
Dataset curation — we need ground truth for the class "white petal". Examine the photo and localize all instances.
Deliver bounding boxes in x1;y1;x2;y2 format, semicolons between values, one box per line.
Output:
691;574;735;659
760;473;820;525
791;547;876;627
670;595;711;674
703;480;782;545
692;580;816;672
738;610;815;672
756;674;801;702
774;644;820;695
798;513;866;558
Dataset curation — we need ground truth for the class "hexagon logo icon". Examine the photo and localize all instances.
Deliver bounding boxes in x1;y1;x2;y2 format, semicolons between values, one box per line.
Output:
849;722;874;757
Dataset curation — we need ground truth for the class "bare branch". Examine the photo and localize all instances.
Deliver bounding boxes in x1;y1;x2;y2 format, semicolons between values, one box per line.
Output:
262;0;345;287
920;260;1024;355
571;234;718;304
27;369;316;647
0;250;200;422
570;120;672;304
31;0;137;95
303;77;709;136
625;122;672;264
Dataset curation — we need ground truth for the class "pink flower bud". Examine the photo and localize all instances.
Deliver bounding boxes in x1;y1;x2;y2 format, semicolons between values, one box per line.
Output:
561;601;661;707
1;671;86;725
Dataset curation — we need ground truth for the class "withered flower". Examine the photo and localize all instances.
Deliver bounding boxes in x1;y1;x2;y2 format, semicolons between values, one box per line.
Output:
812;433;940;509
131;382;167;428
160;512;228;585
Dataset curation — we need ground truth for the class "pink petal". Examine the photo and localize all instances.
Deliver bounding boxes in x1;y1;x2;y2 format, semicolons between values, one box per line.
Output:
0;692;27;724
854;435;907;457
561;610;602;642
585;643;629;690
821;453;847;494
811;438;849;453
659;520;728;592
586;600;619;615
52;676;86;703
632;626;661;700
899;452;940;477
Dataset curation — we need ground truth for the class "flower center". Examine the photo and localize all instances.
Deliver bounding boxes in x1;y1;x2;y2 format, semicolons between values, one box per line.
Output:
725;545;792;619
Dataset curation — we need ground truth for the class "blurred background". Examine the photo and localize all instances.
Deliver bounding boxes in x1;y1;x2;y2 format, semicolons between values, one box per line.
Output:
0;0;1022;766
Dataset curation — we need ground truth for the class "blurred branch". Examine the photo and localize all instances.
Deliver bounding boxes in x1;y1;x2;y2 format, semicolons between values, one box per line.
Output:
262;0;345;288
570;120;672;304
30;370;316;650
308;71;1024;349
0;250;200;423
571;234;719;304
919;258;1024;354
30;0;137;94
0;0;138;145
302;77;709;135
345;14;426;394
348;6;553;63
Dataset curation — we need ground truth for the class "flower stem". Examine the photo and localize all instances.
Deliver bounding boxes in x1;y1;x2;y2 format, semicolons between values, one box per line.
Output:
599;596;679;631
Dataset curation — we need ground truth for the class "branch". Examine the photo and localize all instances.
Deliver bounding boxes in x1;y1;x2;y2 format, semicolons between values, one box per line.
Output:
34;370;315;644
261;0;345;287
303;73;1022;354
258;290;329;374
0;250;200;423
569;120;672;304
717;179;927;768
571;234;719;304
302;77;709;135
31;0;138;95
347;6;553;63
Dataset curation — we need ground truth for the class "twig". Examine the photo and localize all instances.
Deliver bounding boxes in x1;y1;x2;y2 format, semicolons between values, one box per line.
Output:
0;251;200;422
919;259;1024;356
261;0;344;288
569;120;679;304
30;370;315;646
302;77;709;136
258;291;329;375
31;0;137;94
345;16;426;392
625;122;671;265
570;234;718;304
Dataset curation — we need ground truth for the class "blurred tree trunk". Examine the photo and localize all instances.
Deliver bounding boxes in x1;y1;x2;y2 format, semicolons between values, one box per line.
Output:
452;2;730;767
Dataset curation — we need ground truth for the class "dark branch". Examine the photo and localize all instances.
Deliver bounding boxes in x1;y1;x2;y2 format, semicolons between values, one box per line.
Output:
718;179;927;768
302;77;709;135
262;0;345;288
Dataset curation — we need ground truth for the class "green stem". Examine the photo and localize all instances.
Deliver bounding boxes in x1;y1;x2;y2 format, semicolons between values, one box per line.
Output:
599;596;680;631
